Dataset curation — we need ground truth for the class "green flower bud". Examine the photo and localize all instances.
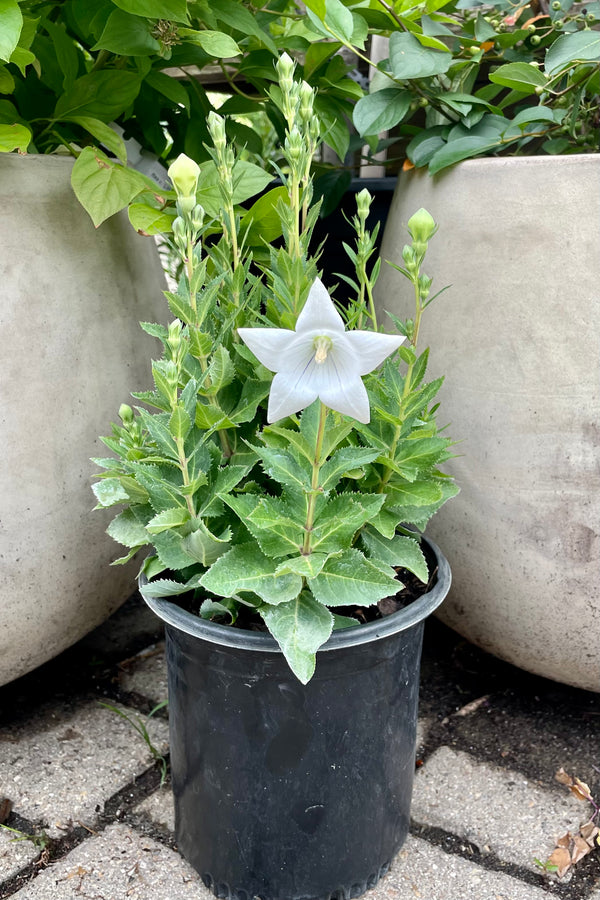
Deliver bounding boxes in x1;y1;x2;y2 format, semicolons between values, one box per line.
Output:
119;404;134;424
356;188;372;219
407;208;437;243
167;319;183;353
168;153;200;198
276;52;295;92
191;203;205;231
418;274;432;299
177;195;196;215
402;244;417;270
207;111;227;152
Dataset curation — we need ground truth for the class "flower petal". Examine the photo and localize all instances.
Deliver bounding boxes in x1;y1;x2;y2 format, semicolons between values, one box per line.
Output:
296;278;345;335
320;372;371;423
268;371;319;422
345;330;405;376
238;327;302;372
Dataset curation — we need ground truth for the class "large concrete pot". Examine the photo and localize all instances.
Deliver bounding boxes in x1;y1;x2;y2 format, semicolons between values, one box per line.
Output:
375;155;600;692
0;154;167;686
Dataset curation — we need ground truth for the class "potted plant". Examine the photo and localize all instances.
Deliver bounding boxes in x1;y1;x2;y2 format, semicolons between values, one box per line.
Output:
0;0;360;685
297;0;599;690
93;56;456;898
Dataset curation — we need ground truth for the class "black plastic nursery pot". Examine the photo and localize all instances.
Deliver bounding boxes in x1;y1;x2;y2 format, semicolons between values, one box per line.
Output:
141;537;451;900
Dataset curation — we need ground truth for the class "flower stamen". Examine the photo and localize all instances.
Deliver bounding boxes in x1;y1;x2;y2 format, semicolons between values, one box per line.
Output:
313;335;332;364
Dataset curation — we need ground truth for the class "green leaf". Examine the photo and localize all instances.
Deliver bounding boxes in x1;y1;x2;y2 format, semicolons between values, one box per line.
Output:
319;447;380;491
239;186;288;245
427;117;506;174
128;201;175;234
139;577;199;600
310;494;385;553
388;32;452;79
146;506;190;534
0;0;22;63
392;437;451;481
43;21;80;90
225;494;304;558
92;478;130;508
169;405;192;442
545;31;600;77
71;147;148;227
251;445;312;494
353;88;412;136
261;593;334;684
8;46;33;76
361;529;429;582
489;62;547;93
180;28;241;59
110;0;189;23
308;549;398;607
92;9;161;56
183;522;231;566
205;345;234;394
0;122;30;151
0;66;14;93
107;508;149;548
145;70;191;112
55;71;142;121
386;480;443;507
211;0;277;54
201;545;303;605
66;117;127;163
275;554;330;579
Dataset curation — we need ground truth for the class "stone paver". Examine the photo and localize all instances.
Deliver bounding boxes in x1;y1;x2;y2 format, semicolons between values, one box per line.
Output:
134;785;175;833
374;835;551;900
0;828;39;880
411;746;587;873
0;700;168;835
118;643;168;705
8;823;209;899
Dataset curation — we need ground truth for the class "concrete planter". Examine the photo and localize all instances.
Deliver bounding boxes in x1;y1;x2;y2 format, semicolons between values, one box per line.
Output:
375;155;600;692
0;154;166;686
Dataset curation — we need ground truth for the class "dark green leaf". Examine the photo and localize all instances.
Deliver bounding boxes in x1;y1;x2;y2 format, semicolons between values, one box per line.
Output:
489;62;547;93
389;32;452;79
545;31;600;77
353;88;411;136
110;0;189;23
92;9;160;56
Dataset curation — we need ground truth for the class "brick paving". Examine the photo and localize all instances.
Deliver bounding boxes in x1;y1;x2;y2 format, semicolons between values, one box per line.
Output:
0;594;599;900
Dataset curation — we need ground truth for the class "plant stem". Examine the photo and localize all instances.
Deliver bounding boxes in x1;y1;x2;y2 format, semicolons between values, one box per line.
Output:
176;436;197;518
302;402;328;555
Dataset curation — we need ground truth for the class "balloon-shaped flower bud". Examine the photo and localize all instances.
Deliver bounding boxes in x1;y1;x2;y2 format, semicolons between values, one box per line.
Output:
168;153;200;199
356;188;372;220
276;52;295;93
407;208;437;243
238;278;405;424
119;404;134;424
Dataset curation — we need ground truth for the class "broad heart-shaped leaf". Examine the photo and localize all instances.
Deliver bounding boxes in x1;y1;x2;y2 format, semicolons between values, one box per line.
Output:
110;0;189;23
261;594;334;684
66;117;127;163
181;28;241;59
353;88;411;137
71;147;148;227
55;71;142;121
92;9;161;56
308;549;398;607
319;447;381;492
545;31;600;77
107;508;150;548
0;122;30;151
0;0;22;63
489;62;547;93
361;528;428;583
128;202;175;235
389;32;452;80
200;545;303;605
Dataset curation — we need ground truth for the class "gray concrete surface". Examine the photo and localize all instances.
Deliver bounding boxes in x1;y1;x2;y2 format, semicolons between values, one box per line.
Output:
0;595;598;900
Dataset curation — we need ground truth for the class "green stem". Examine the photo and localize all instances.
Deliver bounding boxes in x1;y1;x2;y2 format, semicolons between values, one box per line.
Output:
302;402;328;555
176;436;197;518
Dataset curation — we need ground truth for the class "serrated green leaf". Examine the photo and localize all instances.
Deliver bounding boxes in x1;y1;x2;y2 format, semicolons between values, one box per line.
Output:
260;593;334;684
251;445;312;494
310;494;384;553
226;494;305;557
386;480;443;507
92;478;130;508
107;508;149;548
146;506;190;534
361;529;428;583
137;409;179;459
275;554;331;579
71;147;147;227
201;545;303;605
319;447;380;491
169;405;192;442
139;577;199;600
308;549;398;607
392;437;451;481
205;345;234;394
183;522;231;565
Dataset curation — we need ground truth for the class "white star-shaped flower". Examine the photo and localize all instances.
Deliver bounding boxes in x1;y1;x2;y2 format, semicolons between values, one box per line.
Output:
238;278;405;424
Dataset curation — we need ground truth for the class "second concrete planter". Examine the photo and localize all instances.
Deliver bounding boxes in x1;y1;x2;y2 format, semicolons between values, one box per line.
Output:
0;154;167;686
375;155;600;693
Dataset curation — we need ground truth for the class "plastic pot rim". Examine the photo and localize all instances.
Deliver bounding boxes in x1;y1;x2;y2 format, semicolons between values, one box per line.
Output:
139;535;451;654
